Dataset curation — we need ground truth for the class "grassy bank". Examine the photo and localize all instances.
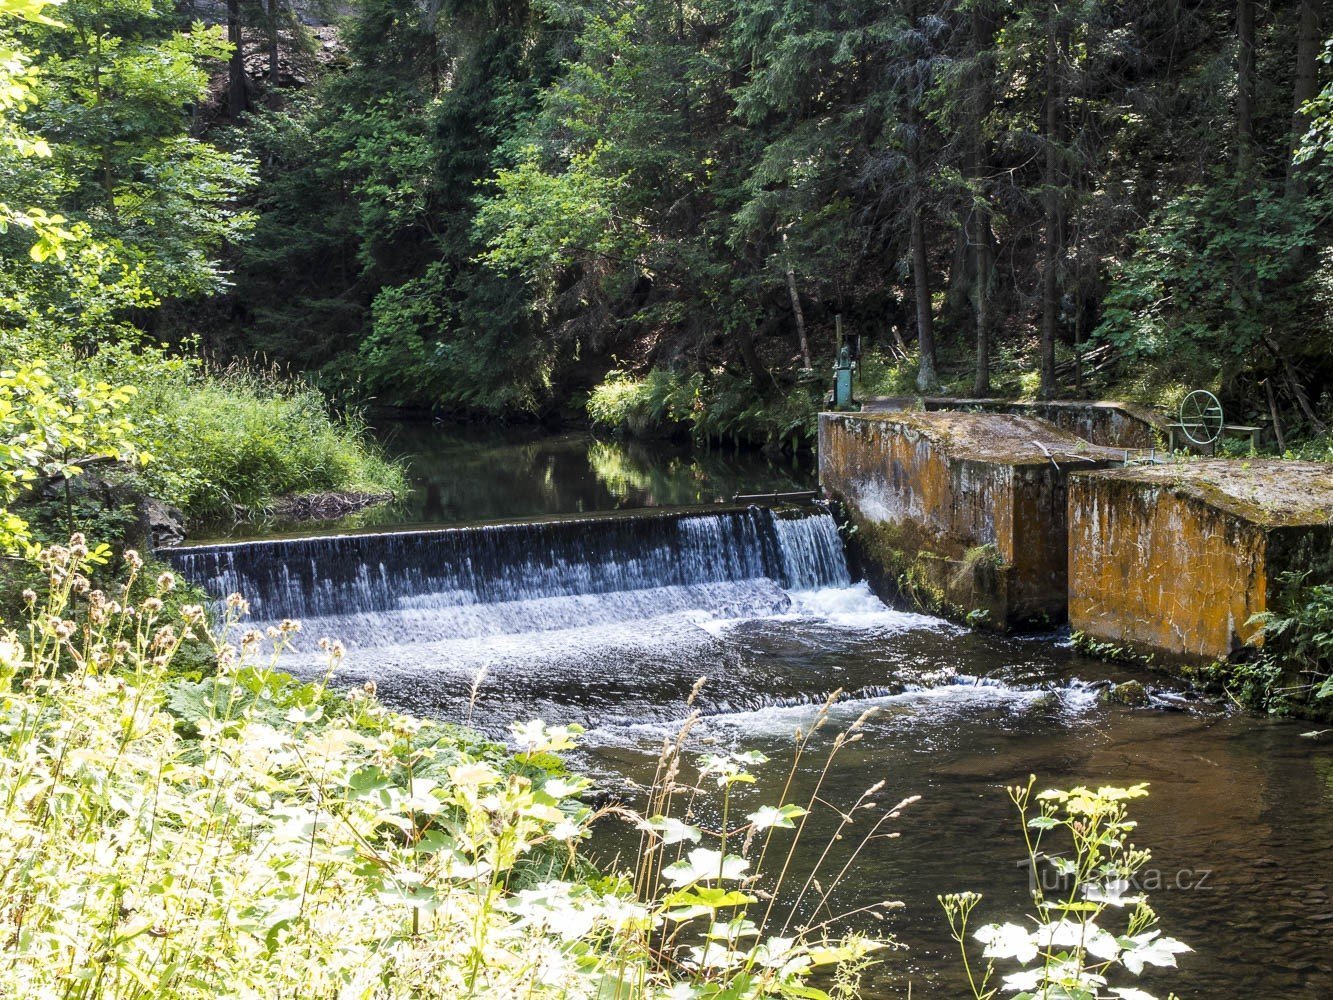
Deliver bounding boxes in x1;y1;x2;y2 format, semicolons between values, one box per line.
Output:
128;358;406;524
1;335;405;542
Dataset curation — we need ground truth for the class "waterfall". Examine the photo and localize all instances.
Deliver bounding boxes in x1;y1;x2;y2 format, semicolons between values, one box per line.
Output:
165;507;851;646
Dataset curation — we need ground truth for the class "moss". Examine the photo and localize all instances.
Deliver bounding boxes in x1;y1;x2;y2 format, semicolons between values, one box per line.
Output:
1087;460;1333;528
822;410;1128;465
1101;680;1150;707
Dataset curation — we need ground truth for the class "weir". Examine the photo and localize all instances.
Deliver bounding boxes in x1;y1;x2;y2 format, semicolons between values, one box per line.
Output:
165;506;851;645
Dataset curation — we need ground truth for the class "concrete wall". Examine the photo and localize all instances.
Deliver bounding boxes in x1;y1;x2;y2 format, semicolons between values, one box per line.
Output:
1068;463;1333;662
820;411;1125;628
860;397;1166;450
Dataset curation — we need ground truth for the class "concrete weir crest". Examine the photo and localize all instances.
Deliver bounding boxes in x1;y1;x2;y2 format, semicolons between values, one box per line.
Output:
818;408;1333;663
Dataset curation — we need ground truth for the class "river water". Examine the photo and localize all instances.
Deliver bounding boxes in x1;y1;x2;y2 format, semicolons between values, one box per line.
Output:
169;427;1333;998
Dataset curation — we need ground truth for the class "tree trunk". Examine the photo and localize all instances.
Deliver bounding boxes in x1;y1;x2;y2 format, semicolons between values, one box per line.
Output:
912;210;938;393
783;234;812;369
971;209;994;397
1286;0;1322;202
1236;0;1256;186
267;0;281;107
969;1;997;398
1039;1;1060;400
227;0;248;118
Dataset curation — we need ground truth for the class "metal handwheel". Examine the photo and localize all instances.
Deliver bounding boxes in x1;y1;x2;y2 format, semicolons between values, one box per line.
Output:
1178;389;1224;447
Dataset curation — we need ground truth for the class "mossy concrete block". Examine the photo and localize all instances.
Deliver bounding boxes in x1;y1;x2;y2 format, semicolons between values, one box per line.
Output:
859;397;1166;450
819;410;1128;628
1069;460;1333;663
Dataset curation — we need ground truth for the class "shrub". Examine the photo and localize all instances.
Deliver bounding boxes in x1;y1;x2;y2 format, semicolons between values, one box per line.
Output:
138;362;406;523
1242;571;1333;715
587;369;818;453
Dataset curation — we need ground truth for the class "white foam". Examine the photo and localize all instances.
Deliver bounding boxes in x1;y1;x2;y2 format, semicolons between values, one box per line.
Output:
691;581;953;636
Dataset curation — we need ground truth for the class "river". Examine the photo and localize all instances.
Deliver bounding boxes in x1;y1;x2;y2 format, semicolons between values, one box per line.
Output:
172;426;1333;997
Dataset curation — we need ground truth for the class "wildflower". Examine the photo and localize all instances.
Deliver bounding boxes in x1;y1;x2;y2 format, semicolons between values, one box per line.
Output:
0;638;25;670
180;604;205;624
124;549;143;570
142;598;164;615
21;589;36;606
156;571;176;592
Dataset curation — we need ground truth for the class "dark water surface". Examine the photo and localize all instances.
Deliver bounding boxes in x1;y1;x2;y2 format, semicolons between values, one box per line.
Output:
170;429;1333;998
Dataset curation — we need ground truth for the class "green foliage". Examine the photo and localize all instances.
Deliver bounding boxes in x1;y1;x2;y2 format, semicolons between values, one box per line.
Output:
943;778;1188;1000
10;0;256;299
180;0;1333;441
0;332;404;539
587;369;818;452
0;362;143;552
1094;181;1325;387
125;359;407;523
1242;572;1333;714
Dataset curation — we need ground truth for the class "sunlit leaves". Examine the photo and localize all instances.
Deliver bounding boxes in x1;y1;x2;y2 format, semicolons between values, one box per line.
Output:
948;778;1188;1000
0;362;142;551
662;848;751;887
746;802;807;831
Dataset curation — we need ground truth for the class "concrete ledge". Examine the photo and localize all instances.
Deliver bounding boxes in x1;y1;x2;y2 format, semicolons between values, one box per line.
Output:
820;411;1128;629
860;396;1167;450
1069;460;1333;662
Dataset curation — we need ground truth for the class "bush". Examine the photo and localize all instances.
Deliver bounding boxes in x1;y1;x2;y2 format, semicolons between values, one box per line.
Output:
0;333;406;530
1241;572;1333;715
587;369;818;453
135;361;406;523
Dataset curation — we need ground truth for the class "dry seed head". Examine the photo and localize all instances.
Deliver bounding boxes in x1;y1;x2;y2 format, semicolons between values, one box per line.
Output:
687;676;708;705
124;550;143;570
849;707;878;732
21;589;36;606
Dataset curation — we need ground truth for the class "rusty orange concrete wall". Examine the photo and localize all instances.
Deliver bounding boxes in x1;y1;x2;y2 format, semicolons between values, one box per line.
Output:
820;413;1102;625
820;414;1011;560
1068;472;1269;660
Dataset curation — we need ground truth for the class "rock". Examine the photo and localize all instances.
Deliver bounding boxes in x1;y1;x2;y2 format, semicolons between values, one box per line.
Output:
140;496;186;549
1101;680;1150;707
